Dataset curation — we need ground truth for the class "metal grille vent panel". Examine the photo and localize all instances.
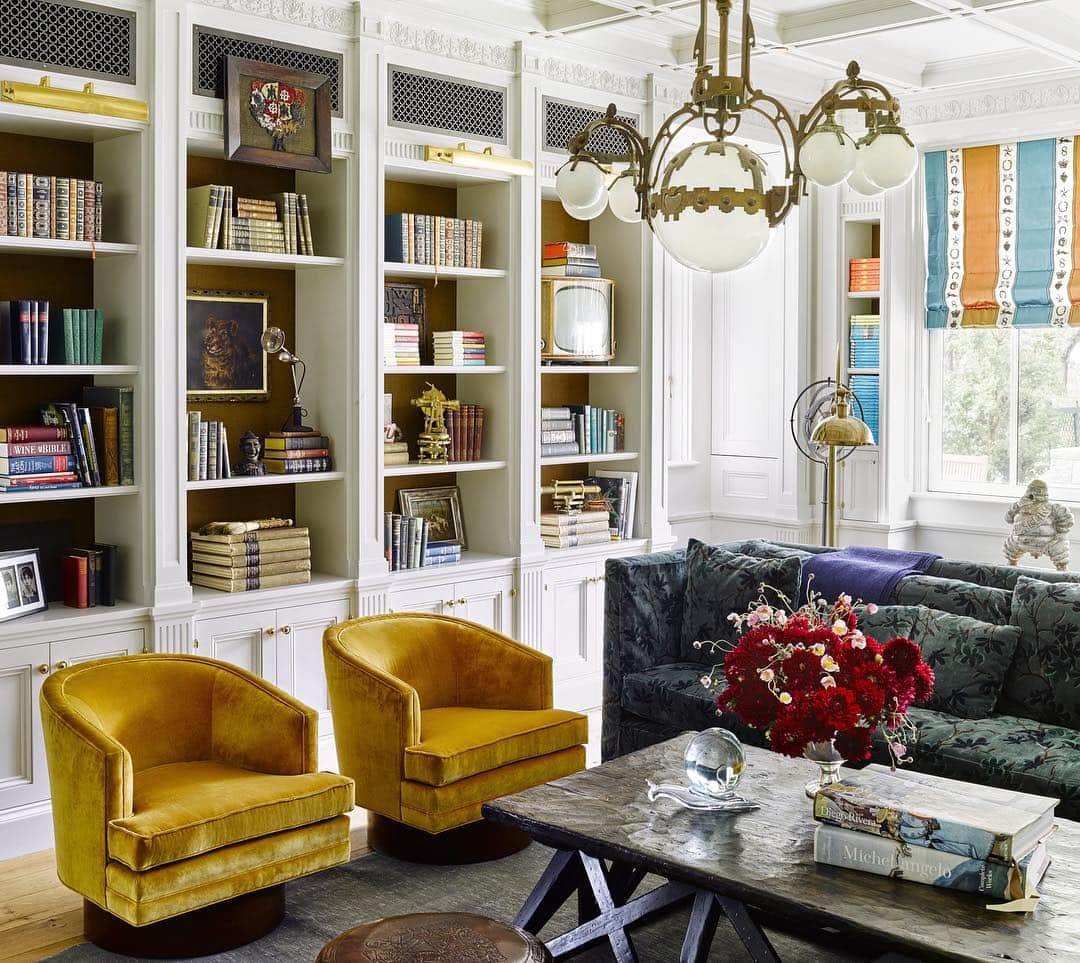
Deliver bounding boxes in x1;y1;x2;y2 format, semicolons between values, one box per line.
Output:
0;0;134;84
543;98;639;156
193;27;342;117
389;66;506;144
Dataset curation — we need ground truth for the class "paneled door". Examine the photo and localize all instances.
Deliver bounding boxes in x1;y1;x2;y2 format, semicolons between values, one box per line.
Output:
0;643;50;810
389;582;449;617
453;575;514;634
541;560;602;711
195;611;276;683
51;629;144;672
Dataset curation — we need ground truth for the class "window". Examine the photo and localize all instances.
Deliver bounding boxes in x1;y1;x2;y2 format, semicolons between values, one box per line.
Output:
929;327;1080;495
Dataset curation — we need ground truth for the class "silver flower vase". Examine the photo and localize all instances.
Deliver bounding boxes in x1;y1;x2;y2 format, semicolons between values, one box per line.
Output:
804;740;845;798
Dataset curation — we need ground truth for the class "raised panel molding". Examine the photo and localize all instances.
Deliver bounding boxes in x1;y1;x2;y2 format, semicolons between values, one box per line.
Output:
0;666;30;791
720;469;771;501
194;0;356;35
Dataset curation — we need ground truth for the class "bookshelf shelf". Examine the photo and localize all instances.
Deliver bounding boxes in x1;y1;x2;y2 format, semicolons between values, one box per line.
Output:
384;157;513;187
0;485;140;505
541;365;640;375
383;261;507;280
185;248;345;270
540;451;639;467
384;460;507;477
0;102;147;142
385;551;514;581
848;291;880;299
0;598;151;640
385;365;507;375
0;237;137;258
0;365;139;376
191;572;355;609
543;536;648;562
186;471;346;492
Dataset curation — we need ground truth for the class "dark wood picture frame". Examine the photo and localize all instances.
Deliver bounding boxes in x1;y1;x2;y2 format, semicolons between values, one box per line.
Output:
398;485;467;549
186;289;270;402
224;56;332;173
0;548;47;622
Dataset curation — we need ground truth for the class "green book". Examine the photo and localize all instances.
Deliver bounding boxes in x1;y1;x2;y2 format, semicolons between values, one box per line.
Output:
81;309;91;365
63;308;74;365
94;308;103;364
82;385;134;486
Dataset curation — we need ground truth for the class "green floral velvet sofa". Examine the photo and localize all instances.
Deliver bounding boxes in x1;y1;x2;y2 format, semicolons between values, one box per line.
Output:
602;539;1080;819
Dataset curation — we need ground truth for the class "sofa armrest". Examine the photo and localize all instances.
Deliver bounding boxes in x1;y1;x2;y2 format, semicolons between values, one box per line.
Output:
210;667;317;775
40;684;133;906
602;550;687;760
453;621;553;711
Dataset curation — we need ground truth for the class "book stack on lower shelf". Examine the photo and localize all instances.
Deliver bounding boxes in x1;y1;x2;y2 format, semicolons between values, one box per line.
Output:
540;405;625;457
540;510;610;549
445;405;485;462
62;543;118;608
434;331;485;366
0;171;102;241
186;186;316;254
542;241;600;278
0;425;79;492
384;322;420;368
812;764;1056;903
264;430;333;475
383;513;461;570
187;413;231;481
190;518;311;593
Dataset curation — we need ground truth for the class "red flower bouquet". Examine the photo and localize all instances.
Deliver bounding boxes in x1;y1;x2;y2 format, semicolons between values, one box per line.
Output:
702;592;933;771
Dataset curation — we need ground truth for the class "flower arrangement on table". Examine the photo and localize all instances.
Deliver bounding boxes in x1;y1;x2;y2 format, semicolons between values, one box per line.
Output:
699;590;934;778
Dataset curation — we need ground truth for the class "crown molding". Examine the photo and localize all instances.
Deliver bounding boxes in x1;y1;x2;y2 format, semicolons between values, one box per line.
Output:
907;73;1080;129
384;18;516;70
194;0;356;34
538;54;646;101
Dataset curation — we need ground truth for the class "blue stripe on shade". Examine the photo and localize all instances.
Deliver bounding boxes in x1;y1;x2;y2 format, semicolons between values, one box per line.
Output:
1013;138;1056;326
924;151;948;328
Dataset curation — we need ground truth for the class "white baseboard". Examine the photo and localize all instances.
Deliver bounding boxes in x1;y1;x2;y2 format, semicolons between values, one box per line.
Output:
0;799;54;860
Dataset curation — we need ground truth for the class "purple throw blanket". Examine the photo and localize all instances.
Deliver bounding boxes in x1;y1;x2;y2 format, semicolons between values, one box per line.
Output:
799;546;941;606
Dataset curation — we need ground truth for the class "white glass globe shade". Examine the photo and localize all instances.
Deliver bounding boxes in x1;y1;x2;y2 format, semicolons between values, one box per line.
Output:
652;141;772;273
555;160;605;209
847;164;885;197
561;191;607;221
856;131;917;190
800;127;857;187
607;172;642;224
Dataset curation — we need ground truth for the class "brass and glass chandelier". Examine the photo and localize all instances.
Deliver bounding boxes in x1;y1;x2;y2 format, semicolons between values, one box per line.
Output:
554;0;917;273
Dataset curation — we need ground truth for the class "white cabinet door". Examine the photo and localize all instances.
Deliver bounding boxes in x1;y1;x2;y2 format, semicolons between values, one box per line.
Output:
389;582;449;616
454;574;514;634
51;628;144;671
195;611;276;683
541;560;602;711
0;643;50;810
841;448;880;524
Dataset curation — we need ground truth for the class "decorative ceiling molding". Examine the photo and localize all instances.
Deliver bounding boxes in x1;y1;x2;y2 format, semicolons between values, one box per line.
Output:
539;55;646;101
194;0;355;35
907;76;1080;128
384;18;516;71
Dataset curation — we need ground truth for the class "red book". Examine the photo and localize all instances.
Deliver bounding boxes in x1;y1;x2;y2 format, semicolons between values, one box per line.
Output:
464;404;475;462
0;426;69;442
262;448;330;459
456;406;466;462
474;405;485;461
0;472;80;487
63;554;89;608
0;441;72;456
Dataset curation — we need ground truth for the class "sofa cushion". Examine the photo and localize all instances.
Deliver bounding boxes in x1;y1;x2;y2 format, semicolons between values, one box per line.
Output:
680;540;803;662
928;558;1080;591
854;603;923;642
999;576;1080;728
403;707;588;787
720;539;815;563
892;574;1012;625
107;761;354;872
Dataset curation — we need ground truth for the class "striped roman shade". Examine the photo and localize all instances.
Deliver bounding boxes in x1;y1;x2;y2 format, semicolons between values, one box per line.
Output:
926;137;1080;328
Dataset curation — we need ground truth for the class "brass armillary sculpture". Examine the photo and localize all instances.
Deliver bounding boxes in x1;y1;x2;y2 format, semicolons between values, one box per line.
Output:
554;0;917;273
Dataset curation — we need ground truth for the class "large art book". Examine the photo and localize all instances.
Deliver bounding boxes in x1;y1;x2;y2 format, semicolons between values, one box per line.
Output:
813;764;1057;864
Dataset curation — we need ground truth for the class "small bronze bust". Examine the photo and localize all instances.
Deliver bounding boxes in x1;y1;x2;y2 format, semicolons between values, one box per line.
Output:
238;430;266;477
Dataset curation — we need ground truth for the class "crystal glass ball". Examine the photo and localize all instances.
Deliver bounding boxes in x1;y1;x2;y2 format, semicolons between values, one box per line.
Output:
684;728;746;797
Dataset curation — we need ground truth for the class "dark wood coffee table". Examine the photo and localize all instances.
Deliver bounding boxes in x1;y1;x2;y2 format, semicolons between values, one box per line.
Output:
482;734;1080;963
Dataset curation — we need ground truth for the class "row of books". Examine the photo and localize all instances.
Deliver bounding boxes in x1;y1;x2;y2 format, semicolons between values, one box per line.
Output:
540;405;625;457
187;186;316;255
849;256;881;293
384;322;420;368
434;330;486;366
543;241;601;278
187;413;232;481
263;429;334;475
385;213;483;268
445;405;485;462
190;520;312;593
62;543;118;608
811;763;1055;902
849;314;881;369
0;172;103;242
0;302;108;366
383;513;462;570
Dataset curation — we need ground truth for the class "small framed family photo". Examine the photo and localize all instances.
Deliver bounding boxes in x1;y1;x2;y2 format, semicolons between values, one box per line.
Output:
0;549;46;622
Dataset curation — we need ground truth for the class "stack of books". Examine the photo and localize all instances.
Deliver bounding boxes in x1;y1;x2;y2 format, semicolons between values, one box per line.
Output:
0;425;79;492
384;214;483;268
0;171;102;241
186;187;316;255
849;315;881;368
0;300;49;364
383;513;462;569
540;405;625;457
812;764;1056;902
585;470;638;540
434;330;485;366
263;429;333;475
62;543;118;608
849;257;881;293
542;241;601;278
190;520;311;593
445;404;485;462
231;195;285;254
187;413;231;481
384;440;409;466
541;510;611;549
384;322;421;367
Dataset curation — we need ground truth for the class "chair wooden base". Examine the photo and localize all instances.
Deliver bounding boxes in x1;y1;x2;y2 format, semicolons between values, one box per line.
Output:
369;813;531;865
83;883;285;959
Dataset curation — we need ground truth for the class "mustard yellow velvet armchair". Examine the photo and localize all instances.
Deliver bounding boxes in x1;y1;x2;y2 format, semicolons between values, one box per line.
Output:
40;653;355;957
324;613;587;862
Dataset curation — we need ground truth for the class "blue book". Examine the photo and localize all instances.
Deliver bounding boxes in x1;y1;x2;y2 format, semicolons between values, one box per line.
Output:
385;213;408;263
0;454;76;475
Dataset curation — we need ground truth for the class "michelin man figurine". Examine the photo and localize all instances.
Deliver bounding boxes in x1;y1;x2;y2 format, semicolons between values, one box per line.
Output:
1004;479;1074;571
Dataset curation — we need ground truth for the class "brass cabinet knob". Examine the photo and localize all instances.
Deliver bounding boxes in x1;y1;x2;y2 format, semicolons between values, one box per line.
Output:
37;664;49;675
193;639;200;650
55;660;70;670
265;627;276;637
445;600;455;608
456;597;467;605
510;587;517;597
280;625;292;635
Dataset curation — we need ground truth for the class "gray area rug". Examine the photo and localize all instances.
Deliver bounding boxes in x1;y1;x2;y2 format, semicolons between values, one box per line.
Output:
49;844;869;962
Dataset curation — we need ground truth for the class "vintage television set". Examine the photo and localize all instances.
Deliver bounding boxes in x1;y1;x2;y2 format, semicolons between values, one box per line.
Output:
540;277;615;363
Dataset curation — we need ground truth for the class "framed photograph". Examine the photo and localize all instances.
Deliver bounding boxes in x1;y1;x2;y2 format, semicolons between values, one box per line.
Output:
187;290;269;402
0;549;47;622
398;486;466;549
224;56;332;173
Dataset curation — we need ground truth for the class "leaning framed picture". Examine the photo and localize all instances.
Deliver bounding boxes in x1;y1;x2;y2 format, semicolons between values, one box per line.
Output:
224;56;332;173
0;549;47;622
398;486;466;549
186;290;270;402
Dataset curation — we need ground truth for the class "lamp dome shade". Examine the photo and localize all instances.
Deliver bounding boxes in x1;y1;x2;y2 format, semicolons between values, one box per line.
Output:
800;125;857;187
556;159;606;209
856;129;917;190
847;164;886;196
561;191;608;221
607;171;642;223
651;141;772;273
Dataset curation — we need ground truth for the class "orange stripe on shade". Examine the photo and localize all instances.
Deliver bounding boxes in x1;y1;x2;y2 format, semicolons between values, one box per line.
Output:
1070;136;1080;325
960;145;1000;314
